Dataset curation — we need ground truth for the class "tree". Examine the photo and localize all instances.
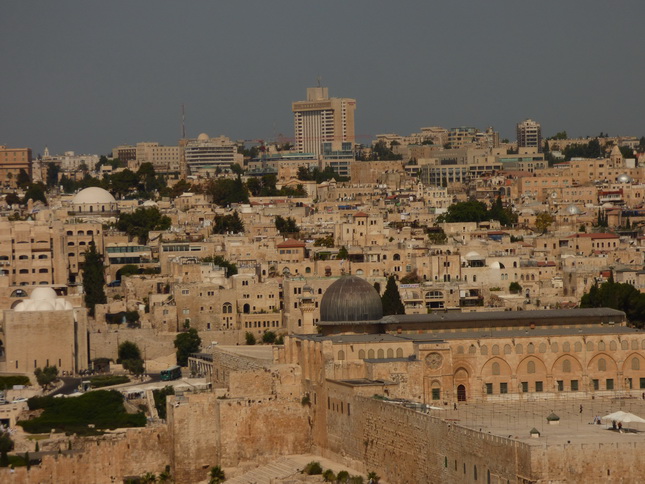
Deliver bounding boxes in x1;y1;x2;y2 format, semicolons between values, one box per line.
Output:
117;207;171;243
535;212;555;234
509;282;523;294
488;196;517;227
314;235;334;247
83;241;106;317
16;168;30;189
212;212;244;234
437;201;489;223
23;182;48;205
245;332;256;345
581;279;645;327
152;386;175;420
209;465;226;484
122;358;144;376
118;341;142;362
337;246;349;260
5;193;21;206
207;176;249;206
367;471;381;483
46;162;61;187
202;256;238;277
262;331;277;344
34;365;59;390
275;215;299;235
174;328;201;366
381;276;405;316
0;430;13;467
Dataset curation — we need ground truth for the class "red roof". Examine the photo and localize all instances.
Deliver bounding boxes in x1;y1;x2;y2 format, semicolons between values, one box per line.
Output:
277;239;306;249
354;211;368;217
567;233;619;239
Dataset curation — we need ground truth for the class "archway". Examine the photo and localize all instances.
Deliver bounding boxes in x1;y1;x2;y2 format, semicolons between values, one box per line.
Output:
457;385;467;402
243;303;250;314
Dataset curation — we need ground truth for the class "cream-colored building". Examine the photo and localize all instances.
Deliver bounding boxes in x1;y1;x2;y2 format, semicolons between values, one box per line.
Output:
0;144;32;188
292;86;356;156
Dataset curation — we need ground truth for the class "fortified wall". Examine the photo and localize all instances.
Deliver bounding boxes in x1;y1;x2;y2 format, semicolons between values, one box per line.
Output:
0;427;170;484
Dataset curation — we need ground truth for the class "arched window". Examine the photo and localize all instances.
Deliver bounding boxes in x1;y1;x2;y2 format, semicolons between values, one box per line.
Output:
563;342;570;352
504;344;511;355
222;303;232;314
598;341;606;351
481;345;488;356
492;345;499;355
393;253;401;261
574;342;582;352
457;346;464;354
598;358;606;372
622;340;629;350
563;359;571;373
492;362;500;375
10;289;27;298
538;343;546;353
516;344;523;354
469;345;476;355
632;357;640;371
338;350;345;361
587;341;594;351
527;361;536;374
396;348;403;358
387;348;394;358
632;340;639;350
642;340;645;350
377;349;384;359
358;349;365;359
18;255;28;260
367;349;375;359
305;267;311;274
528;343;535;354
609;341;617;351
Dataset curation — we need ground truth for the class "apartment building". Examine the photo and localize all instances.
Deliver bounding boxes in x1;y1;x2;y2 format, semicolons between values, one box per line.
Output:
0;145;32;187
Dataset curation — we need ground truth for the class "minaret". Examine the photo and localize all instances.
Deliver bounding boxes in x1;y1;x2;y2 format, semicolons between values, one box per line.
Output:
609;144;624;168
299;284;317;334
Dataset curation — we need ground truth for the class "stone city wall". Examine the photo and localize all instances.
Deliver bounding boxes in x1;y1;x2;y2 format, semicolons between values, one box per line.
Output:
89;327;176;362
0;427;170;484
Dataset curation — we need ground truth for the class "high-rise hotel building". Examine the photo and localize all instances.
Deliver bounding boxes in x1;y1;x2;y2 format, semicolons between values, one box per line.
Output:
292;87;355;156
516;119;542;152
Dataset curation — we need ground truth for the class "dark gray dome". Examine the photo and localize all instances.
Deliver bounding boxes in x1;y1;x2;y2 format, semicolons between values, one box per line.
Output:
320;275;383;322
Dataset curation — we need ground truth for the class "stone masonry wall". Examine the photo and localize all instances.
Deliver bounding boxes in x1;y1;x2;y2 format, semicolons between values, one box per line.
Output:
0;427;170;484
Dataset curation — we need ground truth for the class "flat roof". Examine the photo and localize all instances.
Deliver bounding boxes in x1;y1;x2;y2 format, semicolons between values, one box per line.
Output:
317;308;626;326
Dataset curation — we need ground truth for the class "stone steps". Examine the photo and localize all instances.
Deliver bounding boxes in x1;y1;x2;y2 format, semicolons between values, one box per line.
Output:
226;457;304;484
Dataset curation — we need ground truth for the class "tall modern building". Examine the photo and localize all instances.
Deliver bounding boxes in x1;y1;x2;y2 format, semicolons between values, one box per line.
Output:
292;87;356;156
183;134;243;177
516;119;542;151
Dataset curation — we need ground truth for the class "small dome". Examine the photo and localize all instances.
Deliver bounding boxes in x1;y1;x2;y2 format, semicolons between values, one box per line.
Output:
72;187;116;204
142;200;157;207
197;133;210;141
32;300;55;311
617;174;632;183
30;287;57;301
320;275;383;322
13;301;26;312
465;251;483;260
565;204;582;215
489;261;504;269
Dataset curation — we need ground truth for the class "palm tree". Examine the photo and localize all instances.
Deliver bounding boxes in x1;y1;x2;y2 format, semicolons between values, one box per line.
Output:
367;471;380;483
209;465;226;484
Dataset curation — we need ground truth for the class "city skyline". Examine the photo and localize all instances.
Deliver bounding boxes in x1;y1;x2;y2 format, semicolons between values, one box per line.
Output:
2;1;644;155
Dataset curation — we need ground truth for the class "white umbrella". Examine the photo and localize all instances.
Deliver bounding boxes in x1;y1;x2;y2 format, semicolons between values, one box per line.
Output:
602;411;645;424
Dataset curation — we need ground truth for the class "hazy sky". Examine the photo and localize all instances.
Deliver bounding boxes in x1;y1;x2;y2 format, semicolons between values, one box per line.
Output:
2;1;644;156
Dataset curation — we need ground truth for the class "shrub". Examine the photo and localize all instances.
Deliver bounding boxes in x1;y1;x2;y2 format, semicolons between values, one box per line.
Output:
19;390;145;435
89;375;130;388
262;331;276;344
0;375;31;390
245;332;256;345
337;470;350;483
303;461;322;475
322;469;336;482
153;386;175;420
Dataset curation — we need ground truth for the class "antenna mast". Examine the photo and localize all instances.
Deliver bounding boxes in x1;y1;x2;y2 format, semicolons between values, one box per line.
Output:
181;104;186;139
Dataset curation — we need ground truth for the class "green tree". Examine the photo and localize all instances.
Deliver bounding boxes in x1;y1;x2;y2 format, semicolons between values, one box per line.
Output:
262;331;277;344
174;328;201;366
202;256;238;277
337;246;349;260
381;276;405;316
117;207;171;243
314;235;334;247
367;471;380;483
5;192;21;206
118;341;142;362
0;430;13;467
23;182;48;205
437;201;489;223
535;212;555;234
152;386;175;419
212;212;245;234
16;168;30;189
275;215;299;235
82;241;106;317
207;176;249;206
509;282;523;294
34;365;59;390
581;279;645;327
245;332;256;345
209;465;226;484
46;162;61;187
109;169;139;198
488;196;517;227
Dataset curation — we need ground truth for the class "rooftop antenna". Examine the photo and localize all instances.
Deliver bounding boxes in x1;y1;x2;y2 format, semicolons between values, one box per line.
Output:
181;104;186;139
317;75;322;87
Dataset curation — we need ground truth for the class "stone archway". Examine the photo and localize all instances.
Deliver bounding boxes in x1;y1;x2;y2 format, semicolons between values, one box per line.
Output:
457;385;467;402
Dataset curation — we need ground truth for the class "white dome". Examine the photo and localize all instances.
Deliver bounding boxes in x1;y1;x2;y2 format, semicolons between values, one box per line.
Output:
197;133;209;141
72;187;116;204
489;261;503;269
142;200;157;207
617;174;633;183
32;300;55;311
565;204;582;215
30;286;57;301
465;251;483;260
13;301;26;312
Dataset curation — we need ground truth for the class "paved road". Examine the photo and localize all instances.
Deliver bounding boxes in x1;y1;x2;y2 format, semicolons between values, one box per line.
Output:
50;377;81;396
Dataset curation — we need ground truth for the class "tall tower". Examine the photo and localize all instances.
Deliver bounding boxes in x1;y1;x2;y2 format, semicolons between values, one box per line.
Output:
516;119;542;152
292;86;356;156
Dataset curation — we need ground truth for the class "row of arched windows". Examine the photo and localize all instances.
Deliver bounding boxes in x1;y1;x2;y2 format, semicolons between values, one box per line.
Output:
337;347;405;361
457;339;645;356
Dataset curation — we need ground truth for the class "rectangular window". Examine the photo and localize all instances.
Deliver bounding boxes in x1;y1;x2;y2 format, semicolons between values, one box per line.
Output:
432;388;441;400
571;380;579;391
606;379;614;390
521;381;528;393
640;378;645;389
500;382;508;394
557;380;564;392
347;403;350;416
593;379;599;391
627;378;633;389
535;381;543;392
485;383;493;395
